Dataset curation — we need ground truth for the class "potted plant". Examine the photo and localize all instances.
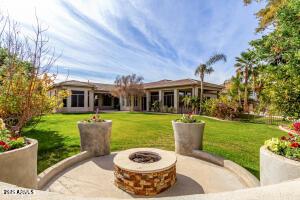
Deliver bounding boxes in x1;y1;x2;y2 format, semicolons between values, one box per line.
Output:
0;119;38;189
172;113;205;155
77;112;112;156
261;130;300;185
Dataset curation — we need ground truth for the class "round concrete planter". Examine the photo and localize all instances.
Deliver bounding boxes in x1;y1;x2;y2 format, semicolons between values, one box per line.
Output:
78;120;112;156
0;138;38;189
260;146;300;186
172;120;205;155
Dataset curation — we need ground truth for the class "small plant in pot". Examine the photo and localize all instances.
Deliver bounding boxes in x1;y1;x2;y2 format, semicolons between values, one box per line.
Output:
77;111;112;156
172;113;205;155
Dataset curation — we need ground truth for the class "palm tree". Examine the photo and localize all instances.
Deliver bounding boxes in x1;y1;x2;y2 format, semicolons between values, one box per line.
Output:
111;74;144;112
231;70;243;107
234;51;256;112
195;53;227;113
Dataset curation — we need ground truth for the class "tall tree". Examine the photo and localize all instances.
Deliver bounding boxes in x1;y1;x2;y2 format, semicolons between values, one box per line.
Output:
234;51;256;112
250;0;300;117
0;14;67;132
195;54;226;113
112;74;144;112
244;0;288;32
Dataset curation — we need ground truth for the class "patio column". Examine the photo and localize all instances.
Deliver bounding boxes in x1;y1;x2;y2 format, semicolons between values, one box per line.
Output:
159;90;163;110
67;89;72;108
194;87;199;97
146;91;150;111
138;96;142;111
174;89;178;113
90;90;94;111
84;90;88;110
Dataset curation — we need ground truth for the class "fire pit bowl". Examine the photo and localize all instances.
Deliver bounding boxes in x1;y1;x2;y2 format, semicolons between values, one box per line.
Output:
113;148;177;196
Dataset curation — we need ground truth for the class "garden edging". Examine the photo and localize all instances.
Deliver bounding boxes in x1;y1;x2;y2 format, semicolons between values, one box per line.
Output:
192;150;260;188
37;151;93;189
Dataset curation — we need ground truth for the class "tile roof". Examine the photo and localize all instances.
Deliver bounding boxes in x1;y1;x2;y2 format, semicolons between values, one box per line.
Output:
54;78;223;92
143;78;223;89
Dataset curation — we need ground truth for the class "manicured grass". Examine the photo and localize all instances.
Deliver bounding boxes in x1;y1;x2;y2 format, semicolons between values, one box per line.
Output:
23;112;284;178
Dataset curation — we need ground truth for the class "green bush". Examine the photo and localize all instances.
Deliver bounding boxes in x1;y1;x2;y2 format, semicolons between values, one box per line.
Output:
202;97;241;120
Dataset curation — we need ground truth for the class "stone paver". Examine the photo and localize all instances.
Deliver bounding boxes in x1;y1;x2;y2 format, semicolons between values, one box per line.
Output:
43;152;247;198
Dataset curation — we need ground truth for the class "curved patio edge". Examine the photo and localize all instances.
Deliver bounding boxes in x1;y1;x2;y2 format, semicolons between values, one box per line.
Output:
191;150;260;187
1;177;300;200
37;151;93;189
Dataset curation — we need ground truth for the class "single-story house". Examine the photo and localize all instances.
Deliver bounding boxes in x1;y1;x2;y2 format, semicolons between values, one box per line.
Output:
50;78;223;113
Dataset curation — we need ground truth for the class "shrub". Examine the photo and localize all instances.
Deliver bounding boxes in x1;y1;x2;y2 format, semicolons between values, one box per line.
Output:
151;100;160;112
202;96;240;120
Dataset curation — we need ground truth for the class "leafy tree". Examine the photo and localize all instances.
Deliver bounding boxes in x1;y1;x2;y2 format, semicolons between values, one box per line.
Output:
112;74;144;112
195;54;226;113
0;15;68;132
244;0;288;32
250;0;300;117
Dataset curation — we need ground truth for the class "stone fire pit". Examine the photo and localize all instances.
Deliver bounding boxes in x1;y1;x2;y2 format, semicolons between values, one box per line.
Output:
113;148;177;196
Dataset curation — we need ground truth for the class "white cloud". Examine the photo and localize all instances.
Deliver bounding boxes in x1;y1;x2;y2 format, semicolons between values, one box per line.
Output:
0;0;263;84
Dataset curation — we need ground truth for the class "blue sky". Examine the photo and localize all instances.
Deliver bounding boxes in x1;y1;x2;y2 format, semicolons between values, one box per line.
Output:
1;0;262;84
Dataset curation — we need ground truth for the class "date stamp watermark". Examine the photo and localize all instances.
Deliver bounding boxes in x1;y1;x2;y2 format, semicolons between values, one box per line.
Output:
2;188;34;195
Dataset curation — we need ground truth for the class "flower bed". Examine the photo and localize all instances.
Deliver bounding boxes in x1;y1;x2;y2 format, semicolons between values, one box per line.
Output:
265;121;300;162
0;119;25;153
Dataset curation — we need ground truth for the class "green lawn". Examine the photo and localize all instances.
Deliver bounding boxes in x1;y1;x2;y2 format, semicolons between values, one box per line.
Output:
23;112;284;178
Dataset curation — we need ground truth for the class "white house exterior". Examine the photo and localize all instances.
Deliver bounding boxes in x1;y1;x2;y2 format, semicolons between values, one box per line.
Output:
50;79;223;113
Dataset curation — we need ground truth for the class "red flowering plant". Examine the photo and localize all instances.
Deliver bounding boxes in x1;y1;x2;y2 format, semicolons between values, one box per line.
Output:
0;119;25;153
265;131;300;161
291;121;300;133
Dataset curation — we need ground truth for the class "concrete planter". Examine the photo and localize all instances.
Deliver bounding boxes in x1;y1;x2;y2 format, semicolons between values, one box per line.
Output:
78;120;112;156
172;120;205;155
0;138;38;189
260;146;300;186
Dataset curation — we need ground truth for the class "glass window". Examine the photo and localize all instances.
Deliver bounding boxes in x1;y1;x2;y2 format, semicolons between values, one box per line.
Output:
103;94;112;106
164;92;174;107
134;96;138;106
63;98;67;107
71;90;84;107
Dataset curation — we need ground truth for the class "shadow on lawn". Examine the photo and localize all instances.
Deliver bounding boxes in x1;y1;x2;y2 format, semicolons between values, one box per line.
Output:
23;129;80;173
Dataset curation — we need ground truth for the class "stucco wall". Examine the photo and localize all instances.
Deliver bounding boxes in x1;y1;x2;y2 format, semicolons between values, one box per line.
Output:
260;146;300;186
0;139;38;189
